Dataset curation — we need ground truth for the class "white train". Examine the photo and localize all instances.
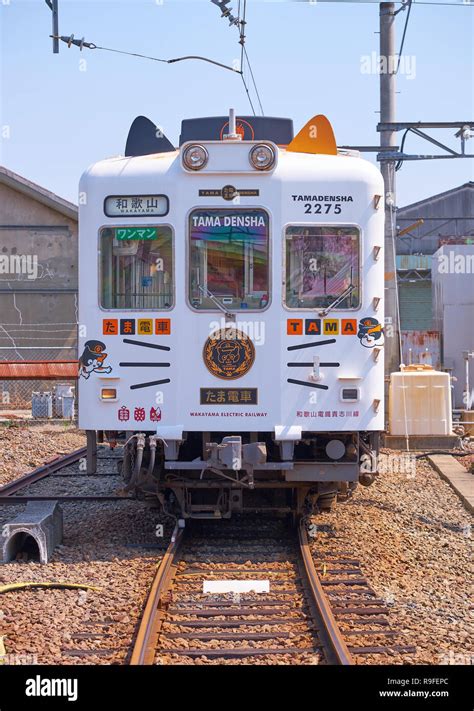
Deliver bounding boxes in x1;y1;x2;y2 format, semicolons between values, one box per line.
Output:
79;111;385;518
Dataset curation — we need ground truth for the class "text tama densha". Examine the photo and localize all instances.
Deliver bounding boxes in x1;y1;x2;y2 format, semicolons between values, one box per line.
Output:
191;215;266;228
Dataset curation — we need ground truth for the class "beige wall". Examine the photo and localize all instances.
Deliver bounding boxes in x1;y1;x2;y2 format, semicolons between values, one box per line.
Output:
0;181;78;356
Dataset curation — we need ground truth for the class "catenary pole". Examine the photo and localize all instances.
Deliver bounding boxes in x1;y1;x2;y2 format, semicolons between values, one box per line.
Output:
380;2;400;388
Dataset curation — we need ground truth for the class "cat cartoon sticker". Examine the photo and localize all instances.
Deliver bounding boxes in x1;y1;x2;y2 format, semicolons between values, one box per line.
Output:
357;318;384;349
79;340;112;379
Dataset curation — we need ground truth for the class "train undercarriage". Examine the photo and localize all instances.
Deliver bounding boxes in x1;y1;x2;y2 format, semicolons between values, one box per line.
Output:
86;429;380;519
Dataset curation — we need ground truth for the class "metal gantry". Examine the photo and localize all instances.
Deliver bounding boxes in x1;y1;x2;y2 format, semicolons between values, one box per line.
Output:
377;122;474;163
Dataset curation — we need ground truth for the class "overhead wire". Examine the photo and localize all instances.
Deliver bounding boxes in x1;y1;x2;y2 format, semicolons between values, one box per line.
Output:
240;72;257;115
395;128;412;171
176;0;473;5
243;44;265;116
50;36;241;73
395;0;413;74
237;0;264;115
258;0;470;5
393;1;414;172
51;0;465;114
232;0;262;115
51;0;265;115
237;0;257;115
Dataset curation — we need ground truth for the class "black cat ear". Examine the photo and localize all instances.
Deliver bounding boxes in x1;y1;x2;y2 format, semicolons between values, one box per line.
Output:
125;116;175;157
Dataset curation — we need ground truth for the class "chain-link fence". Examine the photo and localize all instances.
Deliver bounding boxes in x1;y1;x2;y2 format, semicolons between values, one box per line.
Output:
1;378;77;414
0;341;77;414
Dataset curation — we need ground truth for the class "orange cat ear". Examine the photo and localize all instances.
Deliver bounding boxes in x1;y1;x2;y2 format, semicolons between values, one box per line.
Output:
287;114;337;155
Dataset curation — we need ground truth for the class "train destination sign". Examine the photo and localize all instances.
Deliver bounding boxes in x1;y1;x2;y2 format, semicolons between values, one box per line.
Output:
104;195;168;217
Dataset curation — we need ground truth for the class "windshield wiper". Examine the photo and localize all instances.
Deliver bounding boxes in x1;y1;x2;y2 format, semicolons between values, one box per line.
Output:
198;285;235;320
318;283;356;317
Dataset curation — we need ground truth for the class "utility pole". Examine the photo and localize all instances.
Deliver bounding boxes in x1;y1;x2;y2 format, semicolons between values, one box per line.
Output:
45;0;59;54
380;2;400;380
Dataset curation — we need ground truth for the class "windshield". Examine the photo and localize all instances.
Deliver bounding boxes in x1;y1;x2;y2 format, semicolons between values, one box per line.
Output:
285;225;360;309
189;209;270;311
100;226;173;310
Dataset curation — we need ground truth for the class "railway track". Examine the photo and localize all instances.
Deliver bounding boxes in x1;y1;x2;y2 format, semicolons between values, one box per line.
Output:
0;449;415;664
0;446;133;504
0;447;87;496
130;516;415;666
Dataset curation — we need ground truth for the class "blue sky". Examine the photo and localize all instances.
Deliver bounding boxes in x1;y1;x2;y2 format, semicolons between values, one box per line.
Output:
0;0;472;207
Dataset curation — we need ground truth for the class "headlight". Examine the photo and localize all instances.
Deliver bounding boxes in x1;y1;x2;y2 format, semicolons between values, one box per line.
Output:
183;144;209;171
249;144;275;171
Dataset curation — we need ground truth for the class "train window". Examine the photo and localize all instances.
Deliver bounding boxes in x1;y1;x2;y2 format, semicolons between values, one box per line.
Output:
284;225;360;310
189;209;270;311
99;226;173;310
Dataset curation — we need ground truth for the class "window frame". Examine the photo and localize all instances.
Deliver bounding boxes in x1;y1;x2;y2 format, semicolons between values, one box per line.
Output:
97;223;175;312
186;206;272;314
282;222;362;312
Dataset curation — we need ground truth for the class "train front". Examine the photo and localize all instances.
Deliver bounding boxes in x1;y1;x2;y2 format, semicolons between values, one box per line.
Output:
78;113;385;518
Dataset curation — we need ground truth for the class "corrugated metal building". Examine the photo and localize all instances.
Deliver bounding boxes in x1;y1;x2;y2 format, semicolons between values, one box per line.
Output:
396;255;433;331
432;245;474;407
397;182;474;256
396;183;474;405
397;184;474;332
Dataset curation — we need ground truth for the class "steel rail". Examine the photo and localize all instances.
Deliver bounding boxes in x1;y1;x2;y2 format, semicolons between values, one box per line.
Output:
298;518;354;665
0;447;87;496
0;495;132;503
130;523;185;665
130;519;354;666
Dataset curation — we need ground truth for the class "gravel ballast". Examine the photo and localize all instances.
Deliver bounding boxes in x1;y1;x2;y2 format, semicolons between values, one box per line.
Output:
0;440;172;665
0;424;86;487
309;449;473;665
0;429;472;666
